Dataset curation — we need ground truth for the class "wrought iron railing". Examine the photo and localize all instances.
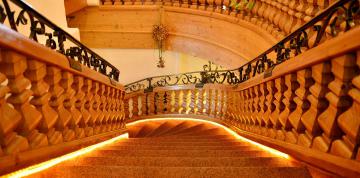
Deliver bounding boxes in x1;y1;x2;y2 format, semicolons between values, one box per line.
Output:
0;0;120;81
125;0;359;93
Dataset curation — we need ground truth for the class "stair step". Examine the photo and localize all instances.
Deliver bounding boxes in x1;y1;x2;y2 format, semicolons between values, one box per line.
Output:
157;134;234;139
103;145;253;150
63;156;299;167
123;138;237;142
145;122;178;137
90;149;271;157
115;140;250;146
162;124;208;136
32;166;312;178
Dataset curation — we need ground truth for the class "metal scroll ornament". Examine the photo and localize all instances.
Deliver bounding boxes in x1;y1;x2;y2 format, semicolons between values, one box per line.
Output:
152;24;169;68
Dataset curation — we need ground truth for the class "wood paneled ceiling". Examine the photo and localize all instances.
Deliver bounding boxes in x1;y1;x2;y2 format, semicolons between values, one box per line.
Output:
67;5;280;68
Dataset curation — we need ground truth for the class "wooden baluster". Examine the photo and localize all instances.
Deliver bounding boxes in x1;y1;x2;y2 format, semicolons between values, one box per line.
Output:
123;0;133;5
97;84;106;133
26;59;58;147
278;74;298;141
207;0;215;11
217;90;222;117
197;89;204;114
164;0;173;6
104;86;111;131
256;0;266;26
60;72;78;141
83;79;94;136
189;89;196;114
179;90;186;114
113;90;120;130
263;81;275;136
214;0;222;13
252;85;260;133
134;0;143;5
246;89;253;131
0;51;29;154
222;0;230;15
162;91;169;114
253;85;262;134
293;0;306;32
173;0;180;7
144;0;153;5
258;83;267;135
243;89;250;127
154;92;160;114
249;87;257;127
147;92;155;115
123;97;130;120
182;0;190;8
139;93;145;115
154;0;163;5
108;88;115;130
44;66;67;144
113;0;122;5
185;90;192;114
287;69;313;143
249;0;260;24
284;0;298;34
133;95;140;118
92;82;102;134
333;51;360;159
314;54;357;153
103;0;113;5
213;90;218;117
299;62;331;147
161;91;167;114
73;76;87;138
120;91;126;128
270;77;285;133
206;89;211;115
190;0;199;9
198;0;206;10
221;90;227;119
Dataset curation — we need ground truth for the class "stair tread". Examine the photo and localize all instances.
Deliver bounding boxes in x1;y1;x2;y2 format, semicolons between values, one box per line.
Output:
31;166;312;178
62;156;300;167
90;149;272;157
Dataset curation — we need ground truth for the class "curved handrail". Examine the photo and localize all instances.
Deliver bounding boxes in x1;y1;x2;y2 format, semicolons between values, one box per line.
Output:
0;0;120;81
125;0;359;93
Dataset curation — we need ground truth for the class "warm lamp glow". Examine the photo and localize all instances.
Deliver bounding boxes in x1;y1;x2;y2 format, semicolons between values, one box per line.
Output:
2;133;129;178
127;118;290;159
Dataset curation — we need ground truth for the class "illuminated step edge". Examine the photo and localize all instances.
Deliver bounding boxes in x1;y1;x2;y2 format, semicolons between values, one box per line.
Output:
2;133;129;178
127;118;290;159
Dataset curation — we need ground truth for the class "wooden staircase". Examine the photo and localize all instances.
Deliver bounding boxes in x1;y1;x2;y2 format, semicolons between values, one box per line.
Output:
27;120;315;178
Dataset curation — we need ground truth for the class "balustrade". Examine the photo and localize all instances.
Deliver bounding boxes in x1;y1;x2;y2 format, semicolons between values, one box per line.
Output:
100;0;333;39
123;21;360;176
0;17;125;174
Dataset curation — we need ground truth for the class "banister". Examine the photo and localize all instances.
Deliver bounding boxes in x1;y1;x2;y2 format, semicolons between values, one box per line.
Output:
125;0;359;93
0;0;120;81
0;10;125;175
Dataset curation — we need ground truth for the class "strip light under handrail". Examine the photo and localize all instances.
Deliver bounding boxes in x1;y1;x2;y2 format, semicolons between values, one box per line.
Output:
2;133;129;178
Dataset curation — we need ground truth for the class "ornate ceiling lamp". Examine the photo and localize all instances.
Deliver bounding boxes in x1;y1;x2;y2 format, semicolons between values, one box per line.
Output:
152;24;169;68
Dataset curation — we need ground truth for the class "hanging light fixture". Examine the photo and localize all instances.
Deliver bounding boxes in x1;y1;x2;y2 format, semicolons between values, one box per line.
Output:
152;24;169;68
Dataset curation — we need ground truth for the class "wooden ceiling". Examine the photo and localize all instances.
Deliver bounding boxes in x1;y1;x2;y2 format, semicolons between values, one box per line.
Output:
67;5;278;68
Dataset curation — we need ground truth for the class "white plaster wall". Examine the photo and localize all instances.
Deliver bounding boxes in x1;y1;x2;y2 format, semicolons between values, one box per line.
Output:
93;48;212;84
20;0;80;39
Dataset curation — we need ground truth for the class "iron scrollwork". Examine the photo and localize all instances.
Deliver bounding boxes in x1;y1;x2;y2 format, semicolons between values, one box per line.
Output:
0;0;120;81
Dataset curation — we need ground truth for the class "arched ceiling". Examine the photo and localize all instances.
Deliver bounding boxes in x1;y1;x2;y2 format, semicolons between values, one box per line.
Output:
66;1;330;68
